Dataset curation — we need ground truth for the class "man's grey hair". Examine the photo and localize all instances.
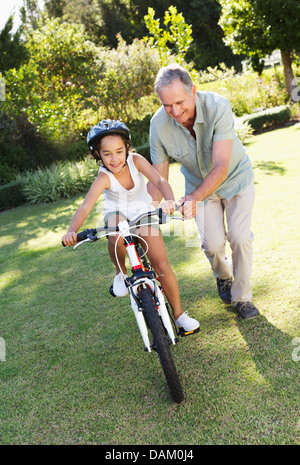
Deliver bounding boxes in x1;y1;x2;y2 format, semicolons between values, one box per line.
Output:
154;64;194;96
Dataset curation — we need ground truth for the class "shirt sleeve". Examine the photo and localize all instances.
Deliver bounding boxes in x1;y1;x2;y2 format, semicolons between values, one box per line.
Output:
149;118;170;164
213;98;235;142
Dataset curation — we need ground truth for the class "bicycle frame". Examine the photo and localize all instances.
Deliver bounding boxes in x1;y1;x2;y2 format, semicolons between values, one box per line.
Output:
71;209;185;352
117;219;177;351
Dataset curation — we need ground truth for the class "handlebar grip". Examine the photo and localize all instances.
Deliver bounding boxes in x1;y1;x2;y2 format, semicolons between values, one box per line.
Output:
76;229;90;242
158;204;181;224
61;229;90;247
158;208;162;221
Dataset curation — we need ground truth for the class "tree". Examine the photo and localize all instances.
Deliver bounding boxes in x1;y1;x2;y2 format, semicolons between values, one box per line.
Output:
130;0;243;70
218;0;300;101
143;6;193;66
0;15;28;72
1;15;99;177
22;0;44;28
44;0;134;47
94;34;161;121
41;0;243;71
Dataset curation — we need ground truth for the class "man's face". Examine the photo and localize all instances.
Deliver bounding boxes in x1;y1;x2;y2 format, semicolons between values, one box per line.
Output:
157;79;197;127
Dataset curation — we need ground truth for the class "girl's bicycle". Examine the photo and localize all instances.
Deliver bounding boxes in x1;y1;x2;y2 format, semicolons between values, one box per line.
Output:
63;209;199;403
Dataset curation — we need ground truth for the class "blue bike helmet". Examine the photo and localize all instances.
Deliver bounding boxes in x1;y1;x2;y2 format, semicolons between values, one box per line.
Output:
87;119;130;154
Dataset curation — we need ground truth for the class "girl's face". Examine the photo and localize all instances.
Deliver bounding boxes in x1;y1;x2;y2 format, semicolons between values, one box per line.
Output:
99;134;127;174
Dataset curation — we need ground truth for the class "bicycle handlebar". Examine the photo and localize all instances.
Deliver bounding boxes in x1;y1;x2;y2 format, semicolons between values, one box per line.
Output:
62;207;183;247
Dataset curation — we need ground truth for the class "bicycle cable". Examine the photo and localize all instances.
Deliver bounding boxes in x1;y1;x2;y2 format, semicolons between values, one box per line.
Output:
113;221;158;277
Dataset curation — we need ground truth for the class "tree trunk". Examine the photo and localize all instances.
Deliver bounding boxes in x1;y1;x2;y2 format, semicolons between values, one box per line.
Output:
281;50;297;103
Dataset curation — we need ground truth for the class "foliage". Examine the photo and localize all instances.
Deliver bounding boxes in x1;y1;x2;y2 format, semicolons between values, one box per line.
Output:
128;0;243;70
234;118;254;143
94;35;161;122
0;179;27;211
241;105;292;131
197;62;236;83
0;15;99;183
217;0;300;97
201;67;289;116
0;16;162;184
218;0;300;59
0;15;29;72
17;158;99;205
143;6;193;66
1;3;298;189
129;114;153;161
42;0;242;71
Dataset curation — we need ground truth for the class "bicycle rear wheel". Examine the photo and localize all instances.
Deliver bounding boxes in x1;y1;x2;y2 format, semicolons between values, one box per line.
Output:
139;286;184;404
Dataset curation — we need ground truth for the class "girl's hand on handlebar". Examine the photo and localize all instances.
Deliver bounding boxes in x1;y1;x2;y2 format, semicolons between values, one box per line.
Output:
62;231;77;247
161;200;176;215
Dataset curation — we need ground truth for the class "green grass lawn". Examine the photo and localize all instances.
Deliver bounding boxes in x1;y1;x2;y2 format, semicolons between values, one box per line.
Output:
0;123;299;445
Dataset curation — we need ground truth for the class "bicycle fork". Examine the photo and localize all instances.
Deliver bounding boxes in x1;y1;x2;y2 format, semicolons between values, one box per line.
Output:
129;280;177;352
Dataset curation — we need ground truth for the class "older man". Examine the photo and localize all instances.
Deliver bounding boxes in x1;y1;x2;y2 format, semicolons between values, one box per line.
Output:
148;64;258;320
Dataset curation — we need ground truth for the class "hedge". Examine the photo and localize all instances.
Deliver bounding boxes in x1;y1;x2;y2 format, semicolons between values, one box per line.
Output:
0;180;27;211
241;105;292;131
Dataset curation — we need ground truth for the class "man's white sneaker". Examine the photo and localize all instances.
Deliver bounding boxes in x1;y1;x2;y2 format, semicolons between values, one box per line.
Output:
176;312;199;332
113;272;128;297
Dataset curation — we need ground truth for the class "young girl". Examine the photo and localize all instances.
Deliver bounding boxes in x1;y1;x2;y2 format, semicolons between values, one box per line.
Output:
62;119;199;332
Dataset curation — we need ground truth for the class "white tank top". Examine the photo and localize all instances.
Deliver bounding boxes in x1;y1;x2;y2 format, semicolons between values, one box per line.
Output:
99;153;155;220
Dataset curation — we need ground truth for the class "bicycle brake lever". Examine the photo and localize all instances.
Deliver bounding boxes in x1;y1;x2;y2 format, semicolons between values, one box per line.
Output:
73;238;92;249
73;233;99;249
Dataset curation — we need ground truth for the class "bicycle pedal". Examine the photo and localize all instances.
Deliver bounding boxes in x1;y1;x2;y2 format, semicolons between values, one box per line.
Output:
178;327;200;337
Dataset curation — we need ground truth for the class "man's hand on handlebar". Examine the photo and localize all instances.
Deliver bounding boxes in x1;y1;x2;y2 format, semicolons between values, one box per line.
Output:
177;194;198;219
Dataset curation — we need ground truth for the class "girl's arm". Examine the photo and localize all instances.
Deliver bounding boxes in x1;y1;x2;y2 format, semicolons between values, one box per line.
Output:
133;154;176;213
62;172;110;246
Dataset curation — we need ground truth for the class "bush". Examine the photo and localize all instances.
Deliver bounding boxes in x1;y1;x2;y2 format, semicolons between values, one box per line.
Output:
234;118;254;143
129;114;152;160
0;179;26;211
0;163;19;185
94;35;161;122
201;67;288;116
19;158;99;205
241;105;292;131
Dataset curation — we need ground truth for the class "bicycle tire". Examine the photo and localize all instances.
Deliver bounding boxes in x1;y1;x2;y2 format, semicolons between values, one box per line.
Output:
139;286;184;404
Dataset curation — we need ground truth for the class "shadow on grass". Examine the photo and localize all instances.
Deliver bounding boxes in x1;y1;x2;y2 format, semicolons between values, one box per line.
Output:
237;313;298;381
236;314;299;441
253;161;287;176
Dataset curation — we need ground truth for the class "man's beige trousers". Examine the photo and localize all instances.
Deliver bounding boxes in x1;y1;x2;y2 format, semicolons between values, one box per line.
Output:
195;178;255;304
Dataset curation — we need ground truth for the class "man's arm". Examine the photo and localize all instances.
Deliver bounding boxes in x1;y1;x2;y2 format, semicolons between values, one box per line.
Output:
147;159;170;207
178;139;232;218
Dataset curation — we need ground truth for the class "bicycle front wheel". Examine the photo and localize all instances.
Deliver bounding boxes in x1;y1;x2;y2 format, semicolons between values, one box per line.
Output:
139;286;184;404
